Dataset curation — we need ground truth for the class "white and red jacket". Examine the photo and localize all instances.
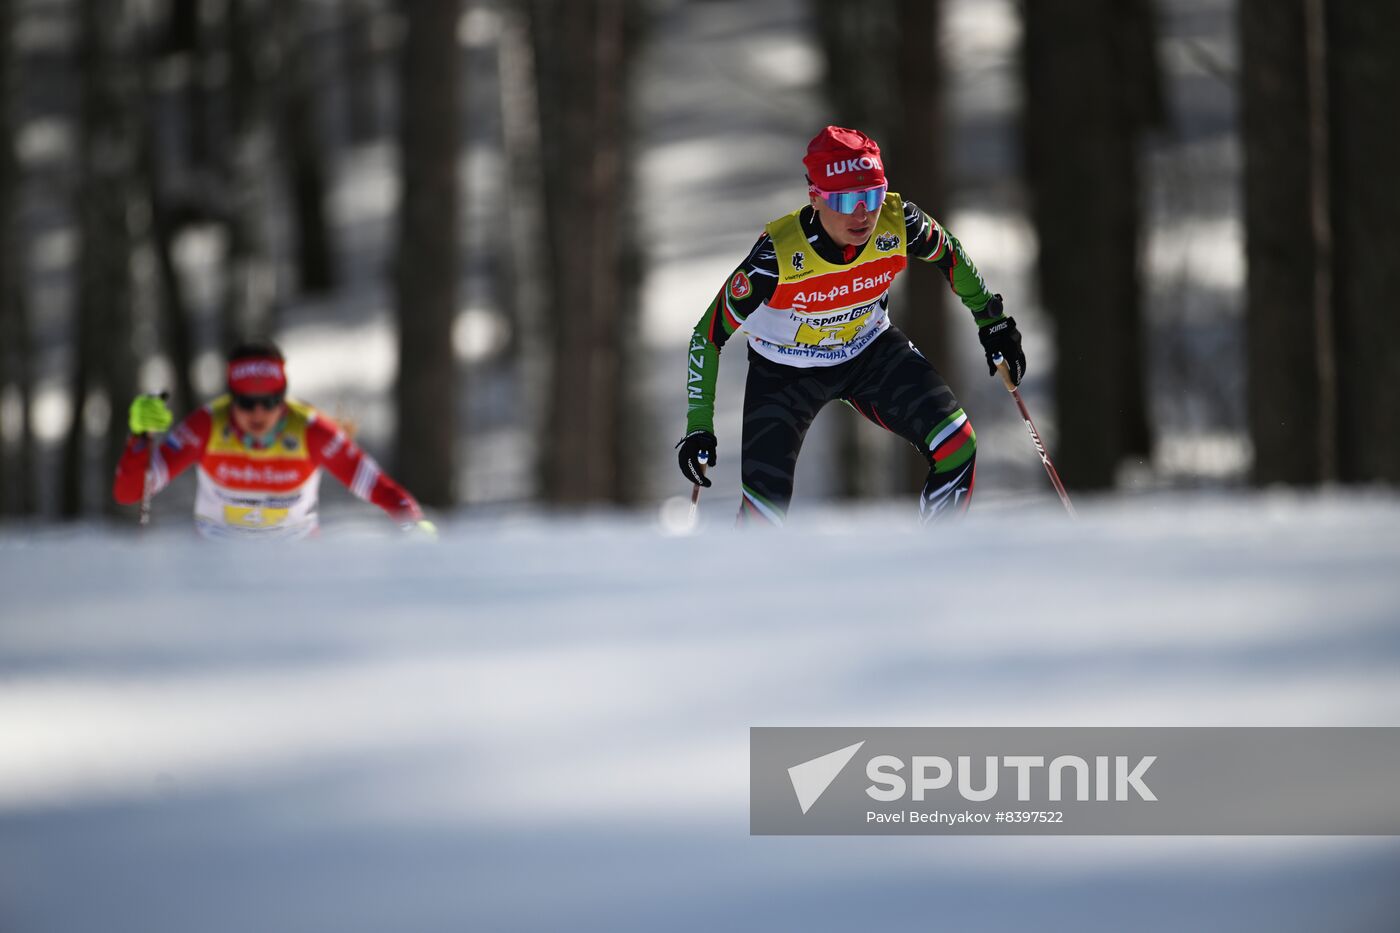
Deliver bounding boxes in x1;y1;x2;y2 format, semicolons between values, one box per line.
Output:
113;396;422;539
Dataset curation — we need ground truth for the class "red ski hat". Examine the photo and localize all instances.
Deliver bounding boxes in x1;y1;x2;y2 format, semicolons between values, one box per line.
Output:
227;356;287;396
802;125;887;191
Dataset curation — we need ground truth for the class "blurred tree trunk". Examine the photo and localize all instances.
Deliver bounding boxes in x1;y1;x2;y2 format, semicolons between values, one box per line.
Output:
5;291;37;516
394;0;459;508
1021;0;1160;491
2;0;34;516
497;3;547;443
0;0;11;509
608;11;646;506
167;0;200;53
341;0;383;145
0;0;21;515
1327;3;1400;484
165;0;213;169
277;0;337;295
63;0;140;518
812;0;897;501
892;0;947;492
811;0;896;130
1241;0;1333;485
1117;0;1163;464
141;17;198;417
891;0;945;354
221;0;278;349
529;0;638;505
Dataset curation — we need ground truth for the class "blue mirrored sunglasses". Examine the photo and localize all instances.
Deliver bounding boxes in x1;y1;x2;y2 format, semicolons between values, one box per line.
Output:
815;184;886;215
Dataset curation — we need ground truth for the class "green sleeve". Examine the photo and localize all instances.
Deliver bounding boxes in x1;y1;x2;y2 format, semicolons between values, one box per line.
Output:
685;329;721;435
942;231;1001;326
905;202;1000;326
682;235;775;436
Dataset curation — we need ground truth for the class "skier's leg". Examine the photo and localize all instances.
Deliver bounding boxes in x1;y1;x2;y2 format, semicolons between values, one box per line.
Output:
738;350;833;526
844;329;976;522
917;412;977;522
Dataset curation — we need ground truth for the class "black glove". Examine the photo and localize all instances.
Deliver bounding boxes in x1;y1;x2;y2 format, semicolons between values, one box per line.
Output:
675;430;717;487
977;298;1025;386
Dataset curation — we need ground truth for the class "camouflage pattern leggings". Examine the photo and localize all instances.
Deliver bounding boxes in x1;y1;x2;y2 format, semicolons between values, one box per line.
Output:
737;327;977;525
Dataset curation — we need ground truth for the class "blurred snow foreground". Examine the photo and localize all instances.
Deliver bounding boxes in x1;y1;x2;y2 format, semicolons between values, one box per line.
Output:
2;494;1400;933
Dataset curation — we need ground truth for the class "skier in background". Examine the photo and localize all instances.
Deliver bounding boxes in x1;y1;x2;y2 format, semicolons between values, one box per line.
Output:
676;125;1027;525
114;339;433;539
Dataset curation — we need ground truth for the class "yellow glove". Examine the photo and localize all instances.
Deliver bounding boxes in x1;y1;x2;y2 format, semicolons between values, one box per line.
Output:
128;394;173;435
401;518;438;539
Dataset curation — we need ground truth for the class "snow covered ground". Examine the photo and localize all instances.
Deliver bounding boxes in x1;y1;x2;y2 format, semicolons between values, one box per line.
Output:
3;494;1399;932
5;1;1396;929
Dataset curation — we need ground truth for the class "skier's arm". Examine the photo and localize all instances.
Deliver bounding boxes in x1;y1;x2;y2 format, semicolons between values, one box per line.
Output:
904;199;1027;384
903;199;1003;326
307;415;424;524
684;233;777;434
112;407;210;505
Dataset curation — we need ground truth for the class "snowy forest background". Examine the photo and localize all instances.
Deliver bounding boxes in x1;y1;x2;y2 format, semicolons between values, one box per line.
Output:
0;0;1394;525
2;2;1399;932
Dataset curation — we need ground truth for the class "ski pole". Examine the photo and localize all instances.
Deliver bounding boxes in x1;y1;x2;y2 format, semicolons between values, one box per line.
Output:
139;391;169;528
991;354;1077;518
688;452;709;523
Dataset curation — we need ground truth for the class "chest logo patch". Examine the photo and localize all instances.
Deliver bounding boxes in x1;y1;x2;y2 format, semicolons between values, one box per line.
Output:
223;504;290;528
793;307;876;347
792;251;805;273
875;232;900;252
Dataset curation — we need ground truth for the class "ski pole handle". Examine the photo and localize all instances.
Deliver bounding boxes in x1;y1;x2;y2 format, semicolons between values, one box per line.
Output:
689;451;708;501
991;352;1017;393
139;390;170;528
